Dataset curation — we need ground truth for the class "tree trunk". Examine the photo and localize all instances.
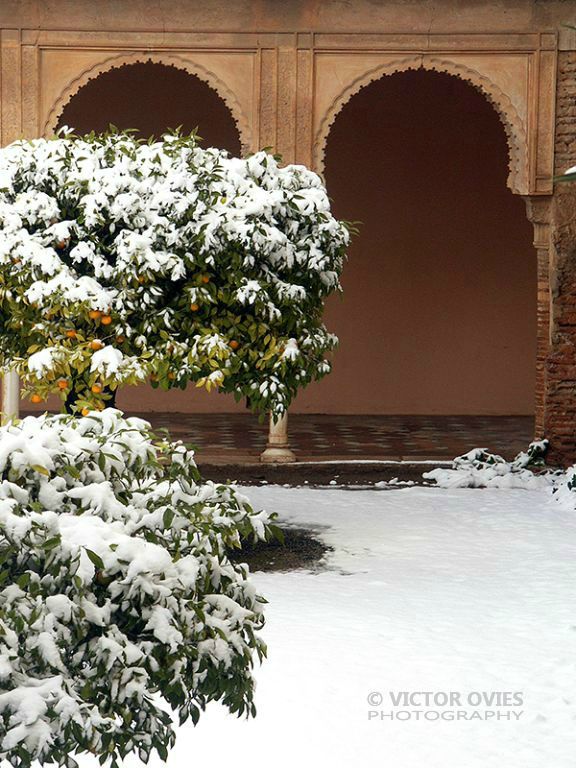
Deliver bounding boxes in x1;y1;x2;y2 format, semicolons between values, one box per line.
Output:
64;384;117;414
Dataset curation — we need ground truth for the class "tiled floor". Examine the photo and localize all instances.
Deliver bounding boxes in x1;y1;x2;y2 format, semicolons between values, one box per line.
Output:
131;413;535;462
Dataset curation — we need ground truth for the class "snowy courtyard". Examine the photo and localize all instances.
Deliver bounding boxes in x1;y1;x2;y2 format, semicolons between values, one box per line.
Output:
93;483;576;768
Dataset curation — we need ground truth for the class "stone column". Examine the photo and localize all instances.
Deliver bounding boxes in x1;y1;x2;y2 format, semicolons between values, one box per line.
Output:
524;196;553;439
1;372;20;422
1;29;22;420
257;38;302;464
260;412;296;463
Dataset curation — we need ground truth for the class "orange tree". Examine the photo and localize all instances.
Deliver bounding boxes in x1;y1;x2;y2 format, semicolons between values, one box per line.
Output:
0;130;349;415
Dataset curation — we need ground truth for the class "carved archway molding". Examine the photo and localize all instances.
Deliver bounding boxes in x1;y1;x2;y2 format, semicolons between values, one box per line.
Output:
314;54;529;195
42;50;252;153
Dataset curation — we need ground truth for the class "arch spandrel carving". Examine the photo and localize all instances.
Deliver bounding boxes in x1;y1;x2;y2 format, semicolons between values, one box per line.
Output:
313;53;529;195
41;51;253;154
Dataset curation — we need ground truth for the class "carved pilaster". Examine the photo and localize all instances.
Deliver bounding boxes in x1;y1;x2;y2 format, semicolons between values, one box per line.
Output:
296;37;314;168
258;48;277;151
1;29;21;145
276;46;297;163
21;45;39;139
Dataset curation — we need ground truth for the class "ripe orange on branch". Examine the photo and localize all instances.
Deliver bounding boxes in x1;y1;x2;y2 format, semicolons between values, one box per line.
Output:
89;340;104;351
57;379;69;390
89;310;101;320
65;329;77;339
229;340;240;350
91;383;103;394
101;315;113;326
30;394;43;404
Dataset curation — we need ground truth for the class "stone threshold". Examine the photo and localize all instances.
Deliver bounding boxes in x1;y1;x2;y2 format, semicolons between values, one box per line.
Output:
196;458;454;486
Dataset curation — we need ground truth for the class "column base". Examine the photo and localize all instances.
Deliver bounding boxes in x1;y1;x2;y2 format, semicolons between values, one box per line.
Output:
260;446;296;464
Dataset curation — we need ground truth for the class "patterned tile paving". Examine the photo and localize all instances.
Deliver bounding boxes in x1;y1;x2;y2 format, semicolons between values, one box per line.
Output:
126;413;535;462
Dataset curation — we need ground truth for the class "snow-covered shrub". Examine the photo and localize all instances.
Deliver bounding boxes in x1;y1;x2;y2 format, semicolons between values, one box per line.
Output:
0;409;271;767
0;130;349;415
423;440;555;489
550;465;576;510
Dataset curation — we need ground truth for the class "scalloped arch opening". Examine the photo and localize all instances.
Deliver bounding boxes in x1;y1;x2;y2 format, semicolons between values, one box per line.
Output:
56;60;242;155
298;68;537;417
314;58;527;195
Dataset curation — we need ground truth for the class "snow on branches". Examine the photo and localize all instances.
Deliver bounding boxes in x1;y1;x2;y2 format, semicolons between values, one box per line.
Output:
0;130;349;414
0;409;271;767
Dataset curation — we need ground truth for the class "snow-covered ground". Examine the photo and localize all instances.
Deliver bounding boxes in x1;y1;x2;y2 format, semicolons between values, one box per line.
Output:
91;485;576;768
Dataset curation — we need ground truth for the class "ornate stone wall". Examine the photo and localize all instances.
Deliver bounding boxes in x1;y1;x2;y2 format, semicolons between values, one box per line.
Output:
1;0;576;461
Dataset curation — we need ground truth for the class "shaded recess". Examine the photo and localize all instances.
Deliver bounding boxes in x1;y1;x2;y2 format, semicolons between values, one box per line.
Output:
295;69;536;416
57;61;242;153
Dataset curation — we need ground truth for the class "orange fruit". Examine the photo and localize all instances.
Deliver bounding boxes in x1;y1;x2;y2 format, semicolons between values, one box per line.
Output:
229;340;240;350
56;239;67;250
89;340;104;351
81;408;90;416
57;379;68;390
150;373;158;382
190;303;199;312
167;372;176;381
91;383;103;394
65;329;77;339
200;275;210;284
101;315;112;326
30;394;43;404
89;310;101;320
115;335;125;344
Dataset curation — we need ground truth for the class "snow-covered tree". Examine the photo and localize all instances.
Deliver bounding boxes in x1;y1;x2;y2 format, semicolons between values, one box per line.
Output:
0;409;273;767
0;130;349;415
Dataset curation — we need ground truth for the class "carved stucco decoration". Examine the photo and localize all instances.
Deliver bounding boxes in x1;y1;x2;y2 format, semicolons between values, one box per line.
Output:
42;50;252;153
313;54;529;195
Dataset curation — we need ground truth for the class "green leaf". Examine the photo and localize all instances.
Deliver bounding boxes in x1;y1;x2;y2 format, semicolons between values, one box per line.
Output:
84;548;105;569
16;572;31;589
31;464;50;476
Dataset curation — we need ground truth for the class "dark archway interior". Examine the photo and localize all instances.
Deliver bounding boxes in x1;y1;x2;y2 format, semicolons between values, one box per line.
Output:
295;69;536;415
57;61;242;154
